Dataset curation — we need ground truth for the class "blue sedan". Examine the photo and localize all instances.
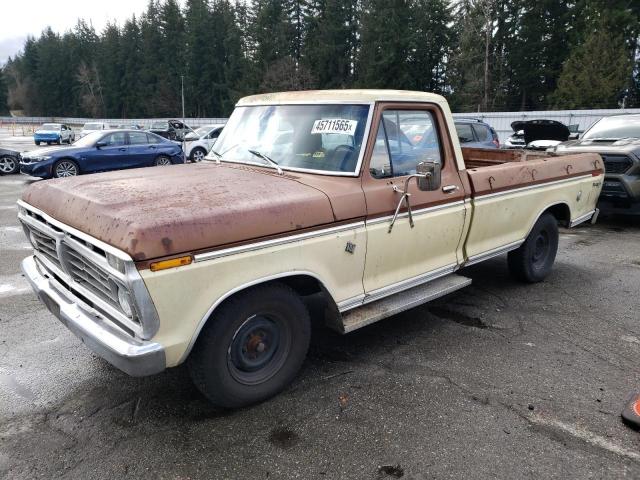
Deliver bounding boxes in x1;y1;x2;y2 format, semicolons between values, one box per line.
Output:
20;130;185;178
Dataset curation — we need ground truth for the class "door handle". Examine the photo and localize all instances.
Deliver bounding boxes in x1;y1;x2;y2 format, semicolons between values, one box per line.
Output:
118;148;127;151
442;185;459;193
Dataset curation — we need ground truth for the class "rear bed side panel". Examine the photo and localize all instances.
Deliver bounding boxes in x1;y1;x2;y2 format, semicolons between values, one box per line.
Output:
463;153;603;261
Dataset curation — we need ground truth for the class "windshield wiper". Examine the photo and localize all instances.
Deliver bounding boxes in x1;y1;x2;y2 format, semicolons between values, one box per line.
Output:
208;150;223;164
247;149;283;175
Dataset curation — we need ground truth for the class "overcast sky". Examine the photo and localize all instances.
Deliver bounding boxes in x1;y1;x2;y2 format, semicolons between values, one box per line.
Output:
0;0;175;64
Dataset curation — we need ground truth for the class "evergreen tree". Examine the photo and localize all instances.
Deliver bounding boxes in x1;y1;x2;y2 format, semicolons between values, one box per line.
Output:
0;67;8;114
357;0;412;89
551;18;632;109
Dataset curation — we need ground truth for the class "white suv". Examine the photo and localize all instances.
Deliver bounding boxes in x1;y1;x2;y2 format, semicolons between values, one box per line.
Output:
183;125;224;162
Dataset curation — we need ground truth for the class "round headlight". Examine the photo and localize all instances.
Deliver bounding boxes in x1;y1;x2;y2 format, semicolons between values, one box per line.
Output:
117;286;133;317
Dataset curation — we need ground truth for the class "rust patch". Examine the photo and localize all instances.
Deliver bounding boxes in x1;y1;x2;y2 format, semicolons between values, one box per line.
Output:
161;237;173;253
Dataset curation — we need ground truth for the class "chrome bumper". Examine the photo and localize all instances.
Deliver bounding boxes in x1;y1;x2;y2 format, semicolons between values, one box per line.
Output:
21;256;166;377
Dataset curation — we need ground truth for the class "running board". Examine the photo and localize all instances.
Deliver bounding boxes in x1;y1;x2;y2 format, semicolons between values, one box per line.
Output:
340;274;472;333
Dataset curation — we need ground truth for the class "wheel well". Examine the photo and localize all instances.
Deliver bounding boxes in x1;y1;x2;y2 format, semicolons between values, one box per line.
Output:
182;274;337;363
544;203;571;227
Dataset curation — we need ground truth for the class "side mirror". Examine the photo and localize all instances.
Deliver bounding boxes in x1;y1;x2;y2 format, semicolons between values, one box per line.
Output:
416;160;441;191
95;141;107;148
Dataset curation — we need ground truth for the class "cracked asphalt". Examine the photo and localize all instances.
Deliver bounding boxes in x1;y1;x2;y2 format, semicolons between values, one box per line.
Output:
2;168;640;478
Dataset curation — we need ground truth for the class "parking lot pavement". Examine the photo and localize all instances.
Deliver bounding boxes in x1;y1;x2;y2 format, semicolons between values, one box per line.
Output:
1;173;640;479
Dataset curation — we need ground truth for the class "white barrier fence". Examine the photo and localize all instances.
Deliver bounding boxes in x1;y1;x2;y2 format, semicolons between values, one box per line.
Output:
2;108;640;141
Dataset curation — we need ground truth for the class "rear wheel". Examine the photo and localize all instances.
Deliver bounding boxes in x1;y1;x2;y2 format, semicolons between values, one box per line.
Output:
154;155;172;166
188;283;311;408
190;147;206;162
0;155;19;174
53;159;79;178
508;213;559;283
35;141;40;146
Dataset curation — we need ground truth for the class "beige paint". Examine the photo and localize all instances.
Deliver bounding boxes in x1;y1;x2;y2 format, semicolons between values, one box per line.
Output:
464;174;603;259
142;174;602;367
141;226;367;366
362;202;468;292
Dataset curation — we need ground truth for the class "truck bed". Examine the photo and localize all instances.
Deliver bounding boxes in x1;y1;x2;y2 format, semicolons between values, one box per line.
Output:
461;147;603;196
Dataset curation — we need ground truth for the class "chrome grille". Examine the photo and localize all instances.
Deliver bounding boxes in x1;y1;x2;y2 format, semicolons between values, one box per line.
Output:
63;247;120;308
19;205;142;335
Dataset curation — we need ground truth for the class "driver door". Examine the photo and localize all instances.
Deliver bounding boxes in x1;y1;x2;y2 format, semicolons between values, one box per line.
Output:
361;104;468;296
84;132;129;173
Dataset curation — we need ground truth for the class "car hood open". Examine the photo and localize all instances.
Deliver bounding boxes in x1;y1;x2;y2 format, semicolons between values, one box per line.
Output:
21;163;337;261
511;120;570;145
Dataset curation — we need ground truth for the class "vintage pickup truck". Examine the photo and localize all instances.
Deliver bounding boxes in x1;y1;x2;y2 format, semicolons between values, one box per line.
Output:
19;90;603;407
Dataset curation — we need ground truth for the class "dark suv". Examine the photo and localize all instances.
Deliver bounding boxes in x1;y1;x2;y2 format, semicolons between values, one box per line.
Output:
454;118;500;148
553;114;640;215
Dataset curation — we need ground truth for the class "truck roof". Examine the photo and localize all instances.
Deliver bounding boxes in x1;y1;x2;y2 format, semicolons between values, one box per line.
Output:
237;89;448;106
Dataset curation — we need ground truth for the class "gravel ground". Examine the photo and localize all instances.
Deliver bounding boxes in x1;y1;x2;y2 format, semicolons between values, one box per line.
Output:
1;146;640;479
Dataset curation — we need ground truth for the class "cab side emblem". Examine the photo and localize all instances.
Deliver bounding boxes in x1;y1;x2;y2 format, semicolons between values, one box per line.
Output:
345;242;356;254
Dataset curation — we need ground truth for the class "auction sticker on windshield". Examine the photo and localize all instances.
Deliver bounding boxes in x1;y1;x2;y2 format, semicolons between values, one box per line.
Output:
311;119;358;136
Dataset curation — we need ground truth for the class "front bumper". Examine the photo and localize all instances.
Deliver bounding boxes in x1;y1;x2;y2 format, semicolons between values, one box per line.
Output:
21;255;166;376
20;160;53;178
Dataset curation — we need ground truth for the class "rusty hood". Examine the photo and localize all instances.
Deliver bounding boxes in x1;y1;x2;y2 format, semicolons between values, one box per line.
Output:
21;163;337;261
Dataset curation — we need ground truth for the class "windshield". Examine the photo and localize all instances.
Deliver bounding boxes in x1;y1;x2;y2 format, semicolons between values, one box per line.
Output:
83;123;102;130
72;131;104;147
208;104;370;174
193;126;216;137
41;123;60;130
582;116;640;140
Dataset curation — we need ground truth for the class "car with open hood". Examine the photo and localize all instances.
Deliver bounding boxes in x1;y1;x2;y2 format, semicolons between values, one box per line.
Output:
183;124;224;162
18;89;603;408
20;129;184;179
505;120;570;150
553;114;640;215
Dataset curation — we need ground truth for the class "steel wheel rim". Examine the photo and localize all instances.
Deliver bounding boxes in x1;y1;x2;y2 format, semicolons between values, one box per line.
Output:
193;150;205;161
156;157;171;166
56;161;77;177
227;314;291;386
0;157;16;173
532;231;549;265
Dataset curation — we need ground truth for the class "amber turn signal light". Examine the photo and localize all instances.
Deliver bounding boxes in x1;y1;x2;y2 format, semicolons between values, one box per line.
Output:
150;255;193;272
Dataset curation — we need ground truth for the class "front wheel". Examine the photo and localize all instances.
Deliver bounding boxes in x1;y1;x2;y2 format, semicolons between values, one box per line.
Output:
154;155;172;166
0;155;19;175
190;147;206;162
53;159;79;178
188;283;311;408
35;141;40;146
508;213;559;283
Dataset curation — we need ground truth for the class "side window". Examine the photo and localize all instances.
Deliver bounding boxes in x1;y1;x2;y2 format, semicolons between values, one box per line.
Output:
129;131;149;145
209;130;221;139
456;123;475;143
472;124;490;141
102;132;127;146
370;110;442;179
146;133;162;144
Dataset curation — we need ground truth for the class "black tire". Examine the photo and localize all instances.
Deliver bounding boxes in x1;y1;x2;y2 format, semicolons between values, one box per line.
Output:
190;147;207;162
53;159;79;178
35;141;40;146
508;213;559;283
154;155;172;166
0;155;19;175
46;141;51;145
188;283;311;408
